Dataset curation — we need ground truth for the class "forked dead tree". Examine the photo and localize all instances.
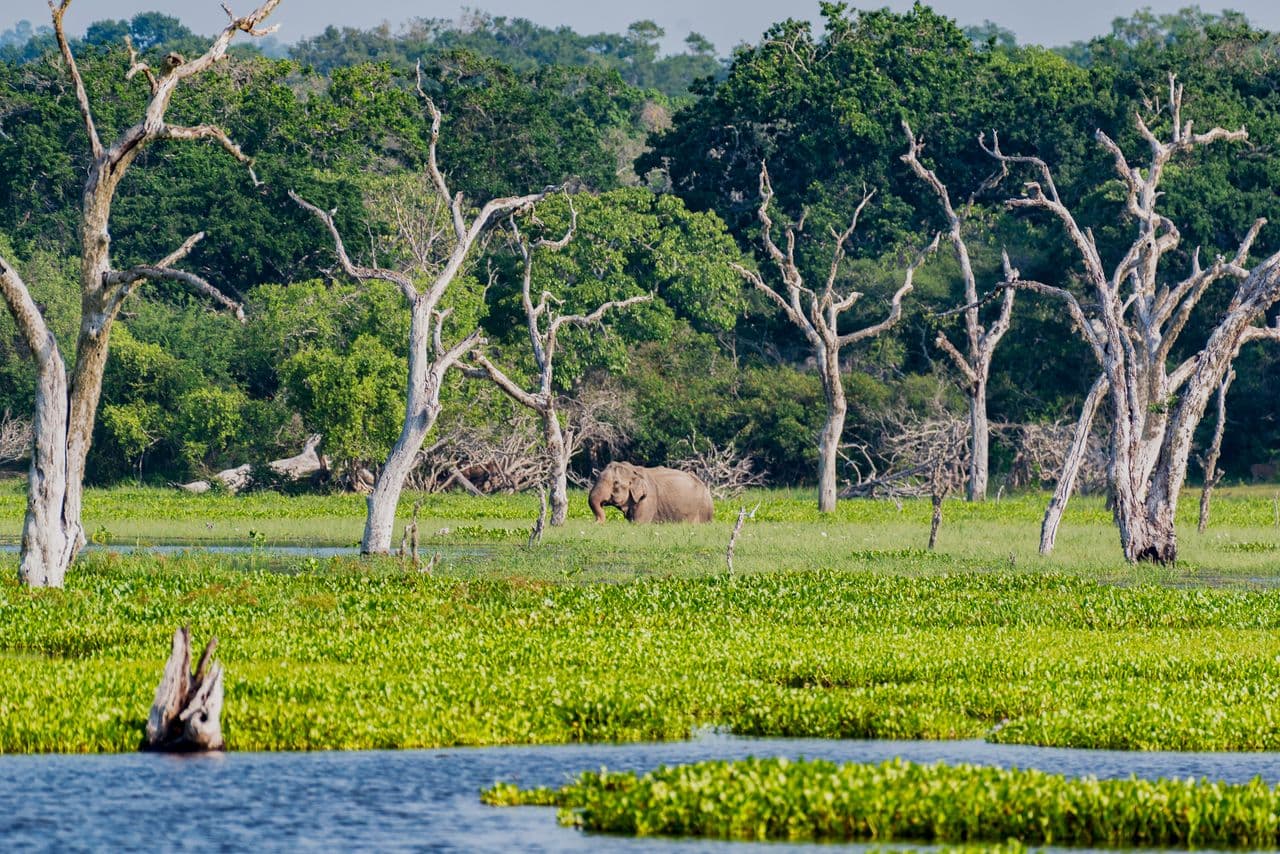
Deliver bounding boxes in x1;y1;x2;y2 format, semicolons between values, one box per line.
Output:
901;121;1013;502
291;65;555;554
733;163;937;512
987;76;1280;562
0;1;278;587
469;207;651;526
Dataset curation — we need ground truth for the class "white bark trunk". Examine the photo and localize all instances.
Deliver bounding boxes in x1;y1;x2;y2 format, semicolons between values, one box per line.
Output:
544;408;570;527
363;302;439;555
1040;374;1108;555
967;380;989;502
817;351;846;514
20;357;80;588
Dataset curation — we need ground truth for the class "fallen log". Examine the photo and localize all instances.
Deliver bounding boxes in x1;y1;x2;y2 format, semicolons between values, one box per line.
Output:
142;627;224;752
268;433;324;479
177;435;326;494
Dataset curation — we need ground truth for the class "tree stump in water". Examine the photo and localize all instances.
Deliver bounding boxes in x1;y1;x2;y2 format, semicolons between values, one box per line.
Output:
142;627;225;752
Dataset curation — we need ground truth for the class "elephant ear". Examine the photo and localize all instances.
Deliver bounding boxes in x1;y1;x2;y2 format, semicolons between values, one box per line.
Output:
628;475;649;506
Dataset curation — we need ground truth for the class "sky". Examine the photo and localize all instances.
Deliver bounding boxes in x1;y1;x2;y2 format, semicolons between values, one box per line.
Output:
3;1;1279;54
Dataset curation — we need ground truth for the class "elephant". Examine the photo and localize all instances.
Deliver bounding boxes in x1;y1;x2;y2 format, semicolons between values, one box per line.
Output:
588;462;714;523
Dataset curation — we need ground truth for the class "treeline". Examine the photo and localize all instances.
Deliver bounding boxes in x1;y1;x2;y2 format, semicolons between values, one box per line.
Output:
0;3;1277;490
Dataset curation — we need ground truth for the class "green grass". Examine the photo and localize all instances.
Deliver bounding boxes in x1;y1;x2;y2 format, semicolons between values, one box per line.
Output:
4;486;1280;754
3;483;1278;583
485;756;1280;848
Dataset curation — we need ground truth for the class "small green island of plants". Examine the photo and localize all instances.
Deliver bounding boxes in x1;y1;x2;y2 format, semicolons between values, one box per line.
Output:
485;757;1280;848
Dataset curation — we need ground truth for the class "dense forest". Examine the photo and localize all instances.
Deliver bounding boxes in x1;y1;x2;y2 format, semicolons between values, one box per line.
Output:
1;1;1277;498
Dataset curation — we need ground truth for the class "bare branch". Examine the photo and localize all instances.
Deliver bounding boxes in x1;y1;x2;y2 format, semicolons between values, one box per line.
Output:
105;263;245;322
0;253;57;363
49;0;102;158
838;234;938;347
289;190;419;301
160;124;260;185
98;232;249;323
934;332;977;385
416;61;466;242
123;35;159;94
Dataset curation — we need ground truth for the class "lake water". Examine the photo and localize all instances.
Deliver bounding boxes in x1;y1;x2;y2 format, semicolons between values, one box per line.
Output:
4;732;1280;852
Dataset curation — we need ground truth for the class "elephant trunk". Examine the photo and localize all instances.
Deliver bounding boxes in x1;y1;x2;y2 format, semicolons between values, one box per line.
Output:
588;482;607;523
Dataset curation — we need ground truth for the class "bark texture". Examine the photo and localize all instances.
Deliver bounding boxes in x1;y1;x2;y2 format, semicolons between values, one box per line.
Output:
901;122;1013;502
469;205;650;526
734;164;936;512
292;66;552;553
988;75;1280;563
1197;370;1233;533
0;1;270;586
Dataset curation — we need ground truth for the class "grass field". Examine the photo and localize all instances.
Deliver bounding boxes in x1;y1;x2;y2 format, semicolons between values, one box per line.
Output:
4;485;1280;756
2;481;1279;581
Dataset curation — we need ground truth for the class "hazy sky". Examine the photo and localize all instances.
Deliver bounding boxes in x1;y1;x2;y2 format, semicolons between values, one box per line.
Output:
4;1;1279;54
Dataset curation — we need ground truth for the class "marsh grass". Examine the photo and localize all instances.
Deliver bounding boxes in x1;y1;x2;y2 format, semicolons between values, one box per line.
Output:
6;551;1280;752
4;487;1280;753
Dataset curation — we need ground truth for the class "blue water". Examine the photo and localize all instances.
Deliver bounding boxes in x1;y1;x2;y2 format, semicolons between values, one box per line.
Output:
4;732;1280;852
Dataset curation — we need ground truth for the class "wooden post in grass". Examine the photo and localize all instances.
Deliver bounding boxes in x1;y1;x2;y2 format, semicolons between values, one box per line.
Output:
726;502;759;574
143;627;224;752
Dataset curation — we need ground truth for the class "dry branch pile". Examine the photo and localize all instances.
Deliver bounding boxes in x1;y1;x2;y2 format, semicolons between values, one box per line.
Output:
999;421;1108;495
672;435;765;499
0;411;30;464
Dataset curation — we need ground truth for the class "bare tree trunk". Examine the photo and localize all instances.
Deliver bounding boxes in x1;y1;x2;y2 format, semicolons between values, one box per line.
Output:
901;123;1014;505
968;379;989;502
1198;371;1233;533
2;254;79;587
20;354;80;588
544;408;570;526
1040;374;1108;555
817;352;847;514
364;302;439;554
1116;489;1177;564
928;491;944;550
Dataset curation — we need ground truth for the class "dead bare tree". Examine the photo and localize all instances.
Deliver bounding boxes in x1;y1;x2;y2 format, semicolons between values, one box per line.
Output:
733;163;937;513
986;76;1280;562
1197;370;1234;533
290;64;555;554
0;411;31;464
0;1;277;587
901;121;1013;502
469;206;651;526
